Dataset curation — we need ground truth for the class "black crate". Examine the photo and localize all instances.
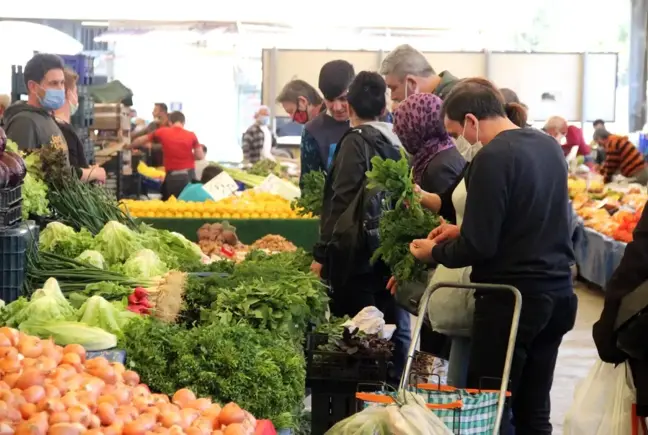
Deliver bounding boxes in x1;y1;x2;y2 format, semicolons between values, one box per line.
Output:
0;205;22;229
310;381;383;435
305;333;390;384
0;185;22;211
0;224;29;302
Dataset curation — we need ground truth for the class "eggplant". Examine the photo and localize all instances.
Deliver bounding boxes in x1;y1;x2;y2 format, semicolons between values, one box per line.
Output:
0;127;5;154
0;160;8;188
4;151;26;182
0;152;25;187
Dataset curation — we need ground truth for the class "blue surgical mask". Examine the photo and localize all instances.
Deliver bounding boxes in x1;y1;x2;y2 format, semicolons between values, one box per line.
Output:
259;116;270;125
70;102;79;116
38;88;65;111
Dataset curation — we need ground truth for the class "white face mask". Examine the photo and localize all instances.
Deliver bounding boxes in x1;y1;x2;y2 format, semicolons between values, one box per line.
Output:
456;120;483;162
556;134;567;145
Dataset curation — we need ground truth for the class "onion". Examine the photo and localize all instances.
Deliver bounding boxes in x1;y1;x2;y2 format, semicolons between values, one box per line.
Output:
218;403;245;426
15;369;44;390
171;389;195;407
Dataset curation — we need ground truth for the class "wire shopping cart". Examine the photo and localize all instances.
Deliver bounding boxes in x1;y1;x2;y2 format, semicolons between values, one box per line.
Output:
399;282;522;434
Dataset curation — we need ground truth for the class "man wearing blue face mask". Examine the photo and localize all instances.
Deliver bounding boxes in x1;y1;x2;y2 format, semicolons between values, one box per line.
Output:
3;53;68;152
242;105;276;164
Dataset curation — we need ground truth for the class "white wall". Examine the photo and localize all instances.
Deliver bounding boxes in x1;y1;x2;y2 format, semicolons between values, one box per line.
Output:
112;40;241;162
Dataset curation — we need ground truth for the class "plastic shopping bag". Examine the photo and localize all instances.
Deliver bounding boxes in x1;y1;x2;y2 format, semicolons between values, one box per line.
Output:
564;360;636;435
426;265;475;337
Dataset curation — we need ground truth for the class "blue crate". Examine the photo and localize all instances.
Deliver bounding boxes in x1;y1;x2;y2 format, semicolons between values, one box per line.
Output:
56;54;94;86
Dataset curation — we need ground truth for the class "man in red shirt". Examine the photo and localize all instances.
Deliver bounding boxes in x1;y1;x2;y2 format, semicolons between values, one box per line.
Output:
130;111;205;199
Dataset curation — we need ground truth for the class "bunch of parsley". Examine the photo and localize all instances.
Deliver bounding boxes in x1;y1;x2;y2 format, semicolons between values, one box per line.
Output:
291;170;325;217
366;150;441;282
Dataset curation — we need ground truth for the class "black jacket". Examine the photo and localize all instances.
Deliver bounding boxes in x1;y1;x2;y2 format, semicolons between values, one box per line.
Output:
313;124;401;269
418;147;466;223
57;121;88;169
593;201;648;415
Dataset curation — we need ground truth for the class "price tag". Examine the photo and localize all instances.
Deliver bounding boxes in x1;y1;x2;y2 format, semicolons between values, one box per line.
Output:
255;174;300;201
86;349;126;364
202;172;239;202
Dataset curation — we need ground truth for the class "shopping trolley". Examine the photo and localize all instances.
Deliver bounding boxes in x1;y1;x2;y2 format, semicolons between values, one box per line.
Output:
399;282;522;435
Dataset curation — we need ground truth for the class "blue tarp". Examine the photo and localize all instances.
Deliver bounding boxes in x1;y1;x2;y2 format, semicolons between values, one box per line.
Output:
573;221;627;288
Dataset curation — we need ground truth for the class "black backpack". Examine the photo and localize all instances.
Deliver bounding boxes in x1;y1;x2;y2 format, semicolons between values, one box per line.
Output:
324;128;396;289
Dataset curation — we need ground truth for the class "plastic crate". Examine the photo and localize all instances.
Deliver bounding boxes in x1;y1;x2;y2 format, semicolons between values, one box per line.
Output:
0;185;22;211
58;54;94;86
11;65;27;97
0;205;22;229
305;333;390;384
0;224;29;303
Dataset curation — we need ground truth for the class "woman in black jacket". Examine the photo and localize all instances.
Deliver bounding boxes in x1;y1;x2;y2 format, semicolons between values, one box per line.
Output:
311;71;410;378
55;68;105;183
593;202;648;417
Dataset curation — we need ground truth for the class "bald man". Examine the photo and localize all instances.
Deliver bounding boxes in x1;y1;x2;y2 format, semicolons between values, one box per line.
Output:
543;116;568;145
242;106;276;164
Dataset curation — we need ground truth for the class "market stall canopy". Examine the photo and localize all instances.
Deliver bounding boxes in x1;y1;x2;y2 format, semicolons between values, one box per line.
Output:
0;21;82;54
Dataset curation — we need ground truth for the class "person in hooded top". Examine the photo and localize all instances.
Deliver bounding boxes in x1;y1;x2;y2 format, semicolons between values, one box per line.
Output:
3;53;67;151
312;71;410;378
393;93;465;219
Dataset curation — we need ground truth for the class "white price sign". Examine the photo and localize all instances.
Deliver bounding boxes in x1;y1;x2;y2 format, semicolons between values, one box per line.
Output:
256;174;300;201
202;172;239;202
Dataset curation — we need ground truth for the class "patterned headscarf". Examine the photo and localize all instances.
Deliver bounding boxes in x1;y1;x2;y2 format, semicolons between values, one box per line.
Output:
393;94;455;184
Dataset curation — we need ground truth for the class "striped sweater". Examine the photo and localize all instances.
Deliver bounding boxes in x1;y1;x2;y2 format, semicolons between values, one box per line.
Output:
601;135;646;182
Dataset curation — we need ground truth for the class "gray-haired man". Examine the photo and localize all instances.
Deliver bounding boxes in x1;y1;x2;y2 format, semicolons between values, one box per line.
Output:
380;44;459;103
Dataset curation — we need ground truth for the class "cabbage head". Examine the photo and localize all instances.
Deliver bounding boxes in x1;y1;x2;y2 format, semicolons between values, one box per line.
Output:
75;250;106;269
39;222;93;258
123;249;168;279
94;221;142;264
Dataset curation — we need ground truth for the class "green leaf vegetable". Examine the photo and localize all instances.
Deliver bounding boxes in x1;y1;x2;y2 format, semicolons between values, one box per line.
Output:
75;250;106;270
39;222;94;259
122;249;168;280
22;173;49;219
1;278;76;327
291;170;325;217
120;317;305;428
20;319;117;351
366;150;441;282
77;295;136;336
94;221;143;264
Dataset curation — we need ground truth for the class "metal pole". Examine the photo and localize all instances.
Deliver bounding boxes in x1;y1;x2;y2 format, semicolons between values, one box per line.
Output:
269;47;278;134
580;52;588;126
484;49;492;80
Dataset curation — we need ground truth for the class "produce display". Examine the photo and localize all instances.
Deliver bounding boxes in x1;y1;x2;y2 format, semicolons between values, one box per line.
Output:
0;131;27;190
0;326;272;435
327;390;452;435
137;161;165;180
122;191;308;219
291;171;325;217
222;168;266;188
367;150;441;283
197;223;297;260
569;177;647;242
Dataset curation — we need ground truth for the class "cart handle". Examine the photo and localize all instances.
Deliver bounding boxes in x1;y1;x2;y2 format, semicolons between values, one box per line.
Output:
355;392;463;410
399;281;522;435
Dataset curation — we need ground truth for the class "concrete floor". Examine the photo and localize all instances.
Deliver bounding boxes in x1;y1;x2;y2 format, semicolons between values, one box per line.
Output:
550;283;603;434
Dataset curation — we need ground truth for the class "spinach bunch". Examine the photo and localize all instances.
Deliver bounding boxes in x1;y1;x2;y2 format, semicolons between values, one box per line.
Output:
366;150;441;282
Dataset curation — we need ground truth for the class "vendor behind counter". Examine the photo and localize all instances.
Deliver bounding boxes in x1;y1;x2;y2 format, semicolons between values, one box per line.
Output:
129;110;205;199
178;165;224;202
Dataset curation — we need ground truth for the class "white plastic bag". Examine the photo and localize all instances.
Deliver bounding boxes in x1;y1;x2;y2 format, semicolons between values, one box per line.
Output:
426;265;475;337
564;360;636;435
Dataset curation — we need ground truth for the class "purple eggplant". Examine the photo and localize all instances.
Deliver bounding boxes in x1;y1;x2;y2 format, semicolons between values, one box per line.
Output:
0;160;8;188
0;152;24;186
4;151;26;182
0;127;5;154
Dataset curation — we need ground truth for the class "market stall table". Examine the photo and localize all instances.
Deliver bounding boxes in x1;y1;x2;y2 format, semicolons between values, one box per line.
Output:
141;218;319;249
573;220;627;288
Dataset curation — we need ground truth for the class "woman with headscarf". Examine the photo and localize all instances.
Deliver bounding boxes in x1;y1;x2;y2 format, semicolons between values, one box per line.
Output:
393;93;465;216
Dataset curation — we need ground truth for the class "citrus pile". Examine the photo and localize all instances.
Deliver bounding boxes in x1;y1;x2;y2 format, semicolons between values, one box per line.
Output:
121;191;312;219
